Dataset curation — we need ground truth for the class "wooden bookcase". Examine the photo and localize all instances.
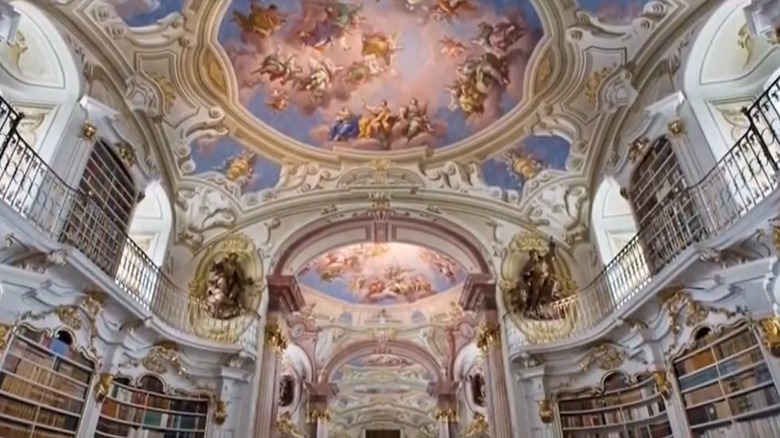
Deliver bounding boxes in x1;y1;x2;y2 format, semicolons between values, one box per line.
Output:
672;322;780;437
95;375;210;438
628;136;701;274
556;372;673;438
0;325;95;437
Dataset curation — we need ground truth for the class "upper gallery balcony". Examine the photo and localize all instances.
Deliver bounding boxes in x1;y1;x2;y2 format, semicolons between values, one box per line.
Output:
505;76;780;353
0;97;258;350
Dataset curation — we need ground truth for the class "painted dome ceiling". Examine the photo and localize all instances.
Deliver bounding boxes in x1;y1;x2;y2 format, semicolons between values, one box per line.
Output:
216;0;543;151
72;0;683;215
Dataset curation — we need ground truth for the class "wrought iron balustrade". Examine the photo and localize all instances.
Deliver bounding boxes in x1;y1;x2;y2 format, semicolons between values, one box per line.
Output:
0;98;258;349
508;78;780;346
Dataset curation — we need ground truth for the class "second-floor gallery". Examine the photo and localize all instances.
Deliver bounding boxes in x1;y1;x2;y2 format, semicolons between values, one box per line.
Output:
1;0;780;437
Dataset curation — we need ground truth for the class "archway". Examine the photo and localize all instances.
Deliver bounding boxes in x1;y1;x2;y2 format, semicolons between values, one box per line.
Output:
591;178;638;265
0;1;84;165
683;0;780;159
128;181;174;267
268;212;499;437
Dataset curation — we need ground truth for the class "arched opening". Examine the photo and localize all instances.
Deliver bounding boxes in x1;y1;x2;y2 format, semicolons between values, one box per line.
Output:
269;214;500;436
128;180;174;267
591;178;638;265
0;1;83;165
684;0;780;160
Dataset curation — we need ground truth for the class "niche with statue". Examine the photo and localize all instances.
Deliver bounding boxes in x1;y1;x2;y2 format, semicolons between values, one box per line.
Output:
188;233;263;341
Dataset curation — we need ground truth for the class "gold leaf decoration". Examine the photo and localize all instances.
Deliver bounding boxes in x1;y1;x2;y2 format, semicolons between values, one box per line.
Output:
737;24;754;67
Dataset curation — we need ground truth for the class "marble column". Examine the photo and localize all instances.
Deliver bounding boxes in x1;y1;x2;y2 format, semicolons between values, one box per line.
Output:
253;321;287;438
460;274;514;438
477;320;512;438
253;275;305;437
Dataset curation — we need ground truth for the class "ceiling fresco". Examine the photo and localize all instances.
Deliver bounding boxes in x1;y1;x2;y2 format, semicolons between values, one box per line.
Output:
217;0;542;151
297;242;466;305
186;135;282;195
480;133;571;191
108;0;186;26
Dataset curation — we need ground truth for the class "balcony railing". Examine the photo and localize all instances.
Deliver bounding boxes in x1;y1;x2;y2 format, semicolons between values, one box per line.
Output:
0;98;258;350
507;78;780;346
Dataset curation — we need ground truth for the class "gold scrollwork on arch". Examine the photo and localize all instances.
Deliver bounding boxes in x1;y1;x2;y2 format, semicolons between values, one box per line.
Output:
189;233;264;341
15;289;108;361
500;232;578;342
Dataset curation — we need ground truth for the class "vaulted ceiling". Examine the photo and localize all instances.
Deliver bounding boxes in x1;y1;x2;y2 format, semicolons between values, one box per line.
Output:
49;0;714;240
30;0;723;433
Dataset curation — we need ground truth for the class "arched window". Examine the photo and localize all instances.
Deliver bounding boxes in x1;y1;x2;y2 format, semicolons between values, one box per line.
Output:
592;178;649;304
128;181;174;267
591;178;637;265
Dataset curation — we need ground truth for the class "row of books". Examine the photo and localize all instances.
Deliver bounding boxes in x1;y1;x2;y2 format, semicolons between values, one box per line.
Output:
110;385;209;414
561;400;666;429
682;364;772;406
559;383;658;412
100;400;207;430
692;411;780;438
562;421;672;438
675;330;756;378
678;348;762;393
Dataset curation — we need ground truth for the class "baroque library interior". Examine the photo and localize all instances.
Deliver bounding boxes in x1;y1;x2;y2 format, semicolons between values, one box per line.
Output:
2;0;780;437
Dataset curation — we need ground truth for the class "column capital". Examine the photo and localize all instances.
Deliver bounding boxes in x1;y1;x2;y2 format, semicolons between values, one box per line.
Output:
267;275;305;313
427;380;458;398
264;322;288;356
459;273;495;312
306;381;339;399
476;323;501;354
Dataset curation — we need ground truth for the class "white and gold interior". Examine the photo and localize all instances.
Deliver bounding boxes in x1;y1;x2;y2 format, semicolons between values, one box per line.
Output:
0;0;780;437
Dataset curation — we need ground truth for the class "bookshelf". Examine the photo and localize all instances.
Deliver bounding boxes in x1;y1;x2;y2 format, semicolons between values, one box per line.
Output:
673;322;780;438
556;372;673;438
95;375;210;438
628;136;701;274
0;325;95;438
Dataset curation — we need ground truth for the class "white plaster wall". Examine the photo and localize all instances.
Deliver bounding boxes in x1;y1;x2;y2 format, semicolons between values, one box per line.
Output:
684;0;780;159
0;1;84;165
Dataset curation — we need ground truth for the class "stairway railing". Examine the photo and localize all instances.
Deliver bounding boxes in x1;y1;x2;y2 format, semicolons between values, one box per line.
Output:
508;78;780;345
0;98;258;350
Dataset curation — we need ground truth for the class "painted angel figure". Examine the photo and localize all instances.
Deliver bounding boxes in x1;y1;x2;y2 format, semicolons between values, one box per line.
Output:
299;2;364;50
255;48;301;85
399;98;433;140
295;58;340;102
